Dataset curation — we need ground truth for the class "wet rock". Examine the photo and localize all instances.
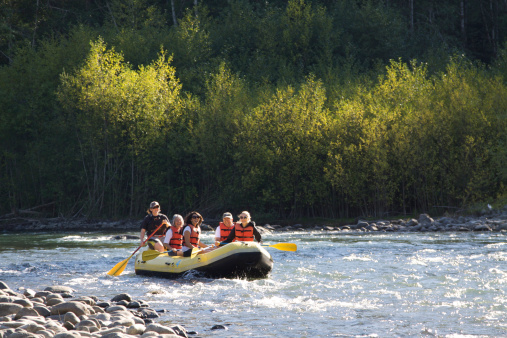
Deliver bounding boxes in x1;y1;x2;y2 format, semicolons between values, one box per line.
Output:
51;301;91;317
110;294;132;303
170;325;187;337
136;309;159;319
126;301;141;309
0;302;23;316
96;302;111;308
115;300;129;307
44;286;75;294
210;324;228;330
474;224;492;231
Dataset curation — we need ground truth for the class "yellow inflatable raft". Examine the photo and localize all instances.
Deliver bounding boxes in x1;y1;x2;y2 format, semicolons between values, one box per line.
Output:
134;241;273;279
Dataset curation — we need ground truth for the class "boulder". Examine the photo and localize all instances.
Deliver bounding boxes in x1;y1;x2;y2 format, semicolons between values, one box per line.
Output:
0;302;23;316
418;213;434;225
136;309;159;319
145;323;176;335
126;324;146;335
5;332;40;338
33;306;51;317
51;301;91;317
54;333;83;338
110;294;132;303
14;308;39;320
64;312;80;325
44;286;75;294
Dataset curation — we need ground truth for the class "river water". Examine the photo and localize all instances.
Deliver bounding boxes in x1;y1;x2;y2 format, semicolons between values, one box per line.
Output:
0;230;506;337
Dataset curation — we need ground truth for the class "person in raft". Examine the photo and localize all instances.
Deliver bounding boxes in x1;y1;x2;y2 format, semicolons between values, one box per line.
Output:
219;211;262;245
214;212;237;242
162;214;185;256
140;201;170;252
182;211;209;257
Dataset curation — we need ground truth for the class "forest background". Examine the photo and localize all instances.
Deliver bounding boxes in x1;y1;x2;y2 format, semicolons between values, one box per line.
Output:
1;0;507;222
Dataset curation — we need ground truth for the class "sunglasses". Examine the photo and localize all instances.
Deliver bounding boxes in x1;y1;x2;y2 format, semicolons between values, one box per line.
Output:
239;216;248;219
152;206;160;209
192;215;200;219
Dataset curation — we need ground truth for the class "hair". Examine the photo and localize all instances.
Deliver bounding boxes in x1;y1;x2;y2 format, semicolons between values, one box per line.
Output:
172;214;184;225
239;211;251;220
184;211;203;226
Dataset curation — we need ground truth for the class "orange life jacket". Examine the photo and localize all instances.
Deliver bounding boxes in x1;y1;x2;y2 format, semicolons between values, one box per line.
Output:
184;224;200;248
234;223;254;242
168;225;183;250
219;222;236;242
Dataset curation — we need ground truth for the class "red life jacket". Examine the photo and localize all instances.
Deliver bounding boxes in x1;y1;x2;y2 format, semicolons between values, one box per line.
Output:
184;224;200;248
234;223;254;242
168;225;183;250
219;222;236;242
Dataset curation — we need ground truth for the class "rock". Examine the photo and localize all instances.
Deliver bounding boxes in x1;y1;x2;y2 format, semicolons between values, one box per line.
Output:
19;323;46;333
0;302;23;316
44;286;75;294
92;306;105;314
474;224;492;231
126;324;146;335
356;221;369;229
36;330;55;338
105;306;127;313
64;312;80;325
63;321;75;330
33;306;51;317
5;332;41;338
51;301;91;317
46;298;65;306
110;294;132;303
0;282;10;290
96;302;111;308
23;289;36;298
108;318;135;328
54;333;83;338
136;309;159;319
101;333;126;338
418;213;434;225
14;308;39;320
126;301;141;309
74;297;95;306
211;324;228;330
115;300;129;307
406;219;418;227
13;299;33;308
75;319;99;331
145;323;176;335
170;325;187;337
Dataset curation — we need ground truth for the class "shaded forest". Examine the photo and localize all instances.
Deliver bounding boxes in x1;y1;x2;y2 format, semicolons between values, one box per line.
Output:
1;0;506;220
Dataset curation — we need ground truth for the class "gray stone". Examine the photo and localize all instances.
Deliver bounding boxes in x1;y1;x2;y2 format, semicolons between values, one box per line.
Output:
211;324;228;330
108;318;134;328
33;306;51;317
51;301;91;317
19;323;46;333
63;321;75;330
115;301;129;307
96;302;110;308
144;323;176;335
406;219;418;227
100;333;126;338
105;306;127;314
5;332;40;338
110;294;131;303
135;309;159;319
33;292;52;299
95;327;125;336
13;299;33;308
474;224;492;231
170;325;187;338
44;286;75;294
126;324;145;335
64;312;81;325
92;306;105;314
126;302;140;309
23;290;36;299
14;308;39;320
0;302;23;316
418;213;434;225
74;297;95;306
36;330;55;338
54;333;83;338
0;282;10;290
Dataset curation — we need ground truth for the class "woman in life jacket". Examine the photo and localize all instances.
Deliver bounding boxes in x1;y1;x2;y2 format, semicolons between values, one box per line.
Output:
214;212;237;242
182;211;209;257
163;214;185;256
140;201;170;252
220;211;262;245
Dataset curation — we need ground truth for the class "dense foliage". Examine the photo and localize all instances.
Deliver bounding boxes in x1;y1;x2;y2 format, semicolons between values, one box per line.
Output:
1;0;506;220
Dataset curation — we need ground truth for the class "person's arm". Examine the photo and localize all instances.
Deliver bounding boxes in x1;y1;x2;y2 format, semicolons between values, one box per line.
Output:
183;227;193;249
252;224;262;243
214;226;221;242
140;228;146;245
221;228;236;245
163;229;172;249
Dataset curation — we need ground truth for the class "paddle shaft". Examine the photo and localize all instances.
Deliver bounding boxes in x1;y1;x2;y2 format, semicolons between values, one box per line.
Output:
107;220;166;276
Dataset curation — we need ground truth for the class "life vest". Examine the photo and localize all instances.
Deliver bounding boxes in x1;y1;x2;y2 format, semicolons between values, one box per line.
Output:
234;223;254;242
168;225;183;250
145;214;169;237
184;224;200;248
219;222;236;242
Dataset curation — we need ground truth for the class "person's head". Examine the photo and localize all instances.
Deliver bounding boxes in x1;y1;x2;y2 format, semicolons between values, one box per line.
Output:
185;211;203;226
238;211;251;225
172;214;184;228
222;212;234;227
147;201;160;214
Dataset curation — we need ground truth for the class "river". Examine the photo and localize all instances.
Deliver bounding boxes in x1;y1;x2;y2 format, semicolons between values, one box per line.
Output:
0;230;506;337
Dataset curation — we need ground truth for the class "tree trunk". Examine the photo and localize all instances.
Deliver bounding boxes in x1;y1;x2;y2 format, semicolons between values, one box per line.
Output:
460;0;467;49
171;0;178;26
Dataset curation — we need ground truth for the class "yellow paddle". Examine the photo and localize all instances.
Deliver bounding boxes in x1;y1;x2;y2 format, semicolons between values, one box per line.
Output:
261;243;297;252
107;222;166;276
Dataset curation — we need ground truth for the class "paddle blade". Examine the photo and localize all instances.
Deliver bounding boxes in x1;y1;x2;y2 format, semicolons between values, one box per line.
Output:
142;250;163;261
190;247;200;258
107;257;131;276
267;243;297;252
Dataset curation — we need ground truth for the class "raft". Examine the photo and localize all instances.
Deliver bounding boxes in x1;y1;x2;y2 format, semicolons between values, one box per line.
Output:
134;241;274;279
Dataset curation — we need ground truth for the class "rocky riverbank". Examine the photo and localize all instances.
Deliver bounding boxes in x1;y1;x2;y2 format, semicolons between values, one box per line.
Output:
1;210;507;233
0;281;215;338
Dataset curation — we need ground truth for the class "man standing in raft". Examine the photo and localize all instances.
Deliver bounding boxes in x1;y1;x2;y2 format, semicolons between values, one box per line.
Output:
140;201;170;252
214;212;237;242
220;211;262;244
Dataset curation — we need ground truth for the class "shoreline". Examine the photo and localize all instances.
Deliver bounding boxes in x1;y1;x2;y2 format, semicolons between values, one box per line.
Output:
1;211;507;233
0;281;200;338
